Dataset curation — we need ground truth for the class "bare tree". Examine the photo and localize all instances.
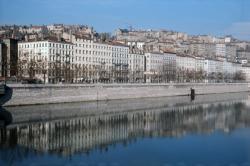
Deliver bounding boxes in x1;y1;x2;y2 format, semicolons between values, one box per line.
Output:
17;59;26;81
27;59;37;79
216;72;223;82
233;71;246;82
195;69;205;83
37;60;47;83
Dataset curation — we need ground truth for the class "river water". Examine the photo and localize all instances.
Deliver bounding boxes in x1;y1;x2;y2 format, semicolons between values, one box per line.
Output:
1;93;250;166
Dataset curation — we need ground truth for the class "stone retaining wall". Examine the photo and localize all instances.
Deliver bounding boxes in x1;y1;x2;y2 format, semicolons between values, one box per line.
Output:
4;83;249;106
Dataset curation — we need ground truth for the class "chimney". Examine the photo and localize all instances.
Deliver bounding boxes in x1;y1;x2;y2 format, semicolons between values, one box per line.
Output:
25;35;28;41
57;33;61;42
70;30;72;42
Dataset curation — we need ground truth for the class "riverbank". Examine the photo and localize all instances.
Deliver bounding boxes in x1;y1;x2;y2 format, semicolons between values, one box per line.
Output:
4;83;249;106
6;92;248;125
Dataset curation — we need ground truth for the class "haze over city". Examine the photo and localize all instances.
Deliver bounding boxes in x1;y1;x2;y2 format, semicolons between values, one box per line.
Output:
1;0;250;40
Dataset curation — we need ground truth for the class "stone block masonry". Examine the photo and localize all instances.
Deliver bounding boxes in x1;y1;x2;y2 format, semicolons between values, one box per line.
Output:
4;83;249;106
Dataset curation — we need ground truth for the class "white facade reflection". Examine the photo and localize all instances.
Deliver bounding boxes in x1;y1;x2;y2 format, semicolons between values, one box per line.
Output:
1;93;250;157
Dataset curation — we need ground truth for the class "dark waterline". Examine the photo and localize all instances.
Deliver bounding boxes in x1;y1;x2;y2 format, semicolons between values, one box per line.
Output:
1;93;250;166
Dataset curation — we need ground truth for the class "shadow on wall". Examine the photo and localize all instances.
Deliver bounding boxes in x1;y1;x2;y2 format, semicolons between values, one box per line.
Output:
0;107;12;127
0;85;13;127
0;85;13;106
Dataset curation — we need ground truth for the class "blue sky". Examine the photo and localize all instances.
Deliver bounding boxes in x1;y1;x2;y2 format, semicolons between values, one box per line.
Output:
0;0;250;40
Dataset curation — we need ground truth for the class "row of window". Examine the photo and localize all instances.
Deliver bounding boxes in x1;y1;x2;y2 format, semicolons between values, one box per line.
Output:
19;43;73;49
112;60;128;64
75;43;128;52
76;44;114;50
76;49;111;56
75;56;112;63
49;49;73;56
147;60;164;63
49;56;73;62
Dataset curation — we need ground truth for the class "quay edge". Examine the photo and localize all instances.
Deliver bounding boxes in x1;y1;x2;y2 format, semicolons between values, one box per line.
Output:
3;83;250;107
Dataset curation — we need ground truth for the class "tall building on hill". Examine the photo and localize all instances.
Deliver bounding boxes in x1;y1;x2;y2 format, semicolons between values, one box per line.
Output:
0;42;2;77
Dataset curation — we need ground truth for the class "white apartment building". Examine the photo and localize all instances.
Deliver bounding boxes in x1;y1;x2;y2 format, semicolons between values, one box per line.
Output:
73;35;129;83
145;52;164;83
145;52;163;73
18;40;74;83
92;42;113;82
223;61;234;75
111;43;129;82
163;52;176;66
163;52;177;82
111;43;129;65
145;52;176;83
204;59;223;75
73;36;95;82
195;57;205;72
128;50;145;83
176;55;196;71
175;55;197;82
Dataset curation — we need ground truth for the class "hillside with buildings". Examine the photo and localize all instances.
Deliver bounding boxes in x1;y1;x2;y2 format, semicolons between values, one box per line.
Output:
0;24;250;83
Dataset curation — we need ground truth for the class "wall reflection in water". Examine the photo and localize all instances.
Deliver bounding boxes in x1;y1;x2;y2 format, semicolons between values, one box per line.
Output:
0;93;250;163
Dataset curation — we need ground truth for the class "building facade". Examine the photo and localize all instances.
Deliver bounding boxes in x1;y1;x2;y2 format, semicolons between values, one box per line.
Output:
195;57;205;72
237;51;250;64
176;55;196;71
18;40;74;83
216;44;237;62
128;49;145;83
204;59;223;74
176;55;196;82
73;36;129;83
162;52;176;82
73;36;95;82
1;38;18;78
145;52;164;83
0;42;2;77
189;43;216;58
127;41;145;50
111;43;129;83
145;52;176;83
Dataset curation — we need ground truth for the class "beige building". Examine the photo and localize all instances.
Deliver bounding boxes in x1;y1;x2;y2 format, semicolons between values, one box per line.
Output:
216;44;237;61
189;43;216;58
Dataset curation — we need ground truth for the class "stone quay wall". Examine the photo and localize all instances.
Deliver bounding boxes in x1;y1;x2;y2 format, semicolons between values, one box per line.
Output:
4;83;249;106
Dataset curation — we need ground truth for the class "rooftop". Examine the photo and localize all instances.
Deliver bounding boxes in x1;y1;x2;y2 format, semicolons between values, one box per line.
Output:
18;39;73;45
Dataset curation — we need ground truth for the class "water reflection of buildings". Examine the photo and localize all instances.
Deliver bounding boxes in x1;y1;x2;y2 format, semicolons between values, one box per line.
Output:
1;95;250;157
